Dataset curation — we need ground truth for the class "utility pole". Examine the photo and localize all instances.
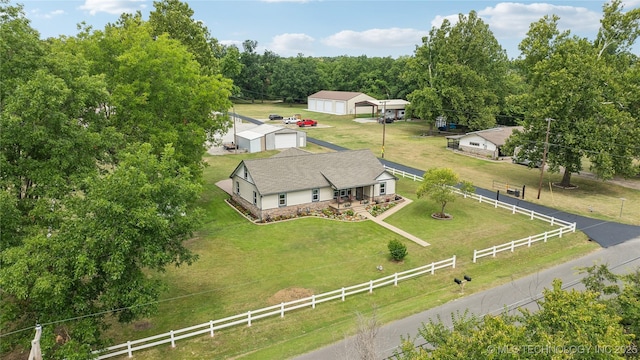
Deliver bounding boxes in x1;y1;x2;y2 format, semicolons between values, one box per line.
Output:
381;100;388;158
537;118;553;199
232;105;237;154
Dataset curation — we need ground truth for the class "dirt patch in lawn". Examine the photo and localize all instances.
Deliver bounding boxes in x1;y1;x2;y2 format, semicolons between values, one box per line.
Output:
268;287;314;305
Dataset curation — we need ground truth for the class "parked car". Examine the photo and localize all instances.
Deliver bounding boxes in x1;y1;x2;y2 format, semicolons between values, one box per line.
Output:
297;119;317;127
283;117;298;124
268;114;283;120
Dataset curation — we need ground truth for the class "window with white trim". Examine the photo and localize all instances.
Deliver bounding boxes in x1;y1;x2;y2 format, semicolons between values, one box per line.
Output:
312;188;319;202
278;193;286;207
235;181;240;194
244;167;248;180
380;182;386;195
470;142;480;147
253;191;257;205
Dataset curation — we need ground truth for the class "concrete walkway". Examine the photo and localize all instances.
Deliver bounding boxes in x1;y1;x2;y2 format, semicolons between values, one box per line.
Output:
356;198;430;247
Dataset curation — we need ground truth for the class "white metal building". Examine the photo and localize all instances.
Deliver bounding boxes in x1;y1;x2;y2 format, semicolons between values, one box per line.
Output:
235;124;306;153
307;90;378;116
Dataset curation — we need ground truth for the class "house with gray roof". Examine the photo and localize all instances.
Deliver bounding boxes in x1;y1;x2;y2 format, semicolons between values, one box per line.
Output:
229;149;397;220
446;126;523;160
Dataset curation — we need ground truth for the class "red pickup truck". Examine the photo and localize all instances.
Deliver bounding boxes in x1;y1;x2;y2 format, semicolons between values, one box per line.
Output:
297;119;317;127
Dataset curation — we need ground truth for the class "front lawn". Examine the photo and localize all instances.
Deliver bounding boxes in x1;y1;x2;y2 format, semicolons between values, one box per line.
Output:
106;151;598;359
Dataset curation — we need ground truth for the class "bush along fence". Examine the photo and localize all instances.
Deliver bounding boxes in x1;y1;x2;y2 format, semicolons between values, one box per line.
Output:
383;166;578;263
92;256;457;359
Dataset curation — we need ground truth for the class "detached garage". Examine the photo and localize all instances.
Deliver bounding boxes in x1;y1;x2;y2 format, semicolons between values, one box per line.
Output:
236;124;306;153
308;90;377;116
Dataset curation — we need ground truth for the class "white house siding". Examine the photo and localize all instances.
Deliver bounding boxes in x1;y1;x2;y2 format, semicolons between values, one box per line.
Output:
459;134;497;158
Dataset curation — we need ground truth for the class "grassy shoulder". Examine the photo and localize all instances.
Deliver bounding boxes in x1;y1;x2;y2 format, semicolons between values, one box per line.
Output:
107;151;599;359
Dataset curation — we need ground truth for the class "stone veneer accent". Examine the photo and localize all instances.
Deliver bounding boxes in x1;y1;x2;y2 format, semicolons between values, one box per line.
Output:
231;194;330;221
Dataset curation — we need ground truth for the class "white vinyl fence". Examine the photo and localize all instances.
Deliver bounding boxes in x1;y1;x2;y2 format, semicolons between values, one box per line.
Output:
92;256;456;359
383;166;578;262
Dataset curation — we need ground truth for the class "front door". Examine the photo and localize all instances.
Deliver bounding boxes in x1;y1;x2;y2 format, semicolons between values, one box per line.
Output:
356;187;363;200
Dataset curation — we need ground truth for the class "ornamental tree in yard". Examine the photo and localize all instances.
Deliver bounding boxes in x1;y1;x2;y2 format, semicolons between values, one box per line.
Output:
416;168;474;219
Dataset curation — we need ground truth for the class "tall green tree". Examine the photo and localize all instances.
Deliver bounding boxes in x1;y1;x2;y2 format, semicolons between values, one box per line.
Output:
1;144;201;358
416;168;474;218
0;0;44;107
270;54;322;103
148;0;221;75
507;3;640;186
84;15;233;176
407;11;509;130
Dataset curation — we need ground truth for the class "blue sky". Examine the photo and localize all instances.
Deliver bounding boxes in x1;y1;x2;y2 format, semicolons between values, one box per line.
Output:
17;0;640;59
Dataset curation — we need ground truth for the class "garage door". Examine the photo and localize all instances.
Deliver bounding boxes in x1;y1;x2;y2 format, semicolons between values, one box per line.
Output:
335;101;345;115
275;133;297;149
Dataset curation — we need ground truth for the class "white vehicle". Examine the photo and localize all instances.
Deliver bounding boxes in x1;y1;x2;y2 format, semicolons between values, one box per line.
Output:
282;117;298;124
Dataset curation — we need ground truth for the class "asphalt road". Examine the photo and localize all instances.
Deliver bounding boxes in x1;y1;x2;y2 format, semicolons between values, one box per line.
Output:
234;115;640;359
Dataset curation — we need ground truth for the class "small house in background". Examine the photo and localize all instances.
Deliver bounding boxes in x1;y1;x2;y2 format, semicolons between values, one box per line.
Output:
235;124;306;153
229;149;397;221
446;126;523;160
307;91;377;116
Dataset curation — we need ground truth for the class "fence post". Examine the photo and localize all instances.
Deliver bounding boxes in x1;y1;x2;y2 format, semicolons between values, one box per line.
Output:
431;262;435;275
473;250;477;263
550;217;555;226
511;241;515;252
280;302;285;318
544;232;548;242
247;311;252;327
312;295;316;309
494;199;499;208
559;227;563;238
127;341;132;358
210;320;214;337
512;204;516;214
492;245;497;257
530;210;534;220
369;280;373;294
394;273;398;286
452;255;456;269
528;236;532;247
341;287;345;301
170;330;176;348
572;223;576;232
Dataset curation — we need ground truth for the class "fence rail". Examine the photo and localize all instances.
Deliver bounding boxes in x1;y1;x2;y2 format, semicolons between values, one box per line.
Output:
383;166;578;262
93;256;456;359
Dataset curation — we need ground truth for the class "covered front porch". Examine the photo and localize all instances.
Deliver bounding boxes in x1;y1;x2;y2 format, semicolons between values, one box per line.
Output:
330;185;374;211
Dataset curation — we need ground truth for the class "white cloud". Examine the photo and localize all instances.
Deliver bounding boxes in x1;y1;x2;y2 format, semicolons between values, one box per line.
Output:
29;8;65;19
269;33;315;56
432;3;601;39
323;28;428;50
79;0;147;16
477;2;601;39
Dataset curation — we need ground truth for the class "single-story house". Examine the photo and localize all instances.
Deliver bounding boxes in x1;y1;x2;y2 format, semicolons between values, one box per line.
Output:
307;90;378;116
446;126;523;159
229;149;398;220
235;124;307;153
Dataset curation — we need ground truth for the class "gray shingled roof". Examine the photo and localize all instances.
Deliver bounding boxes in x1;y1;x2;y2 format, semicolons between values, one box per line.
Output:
308;90;365;101
236;150;389;195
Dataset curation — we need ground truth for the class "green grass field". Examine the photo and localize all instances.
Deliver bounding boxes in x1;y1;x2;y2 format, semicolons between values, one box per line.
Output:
105;144;600;359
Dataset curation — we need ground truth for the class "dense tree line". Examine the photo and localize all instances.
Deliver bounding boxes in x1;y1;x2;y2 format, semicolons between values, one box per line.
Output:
1;0;639;357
